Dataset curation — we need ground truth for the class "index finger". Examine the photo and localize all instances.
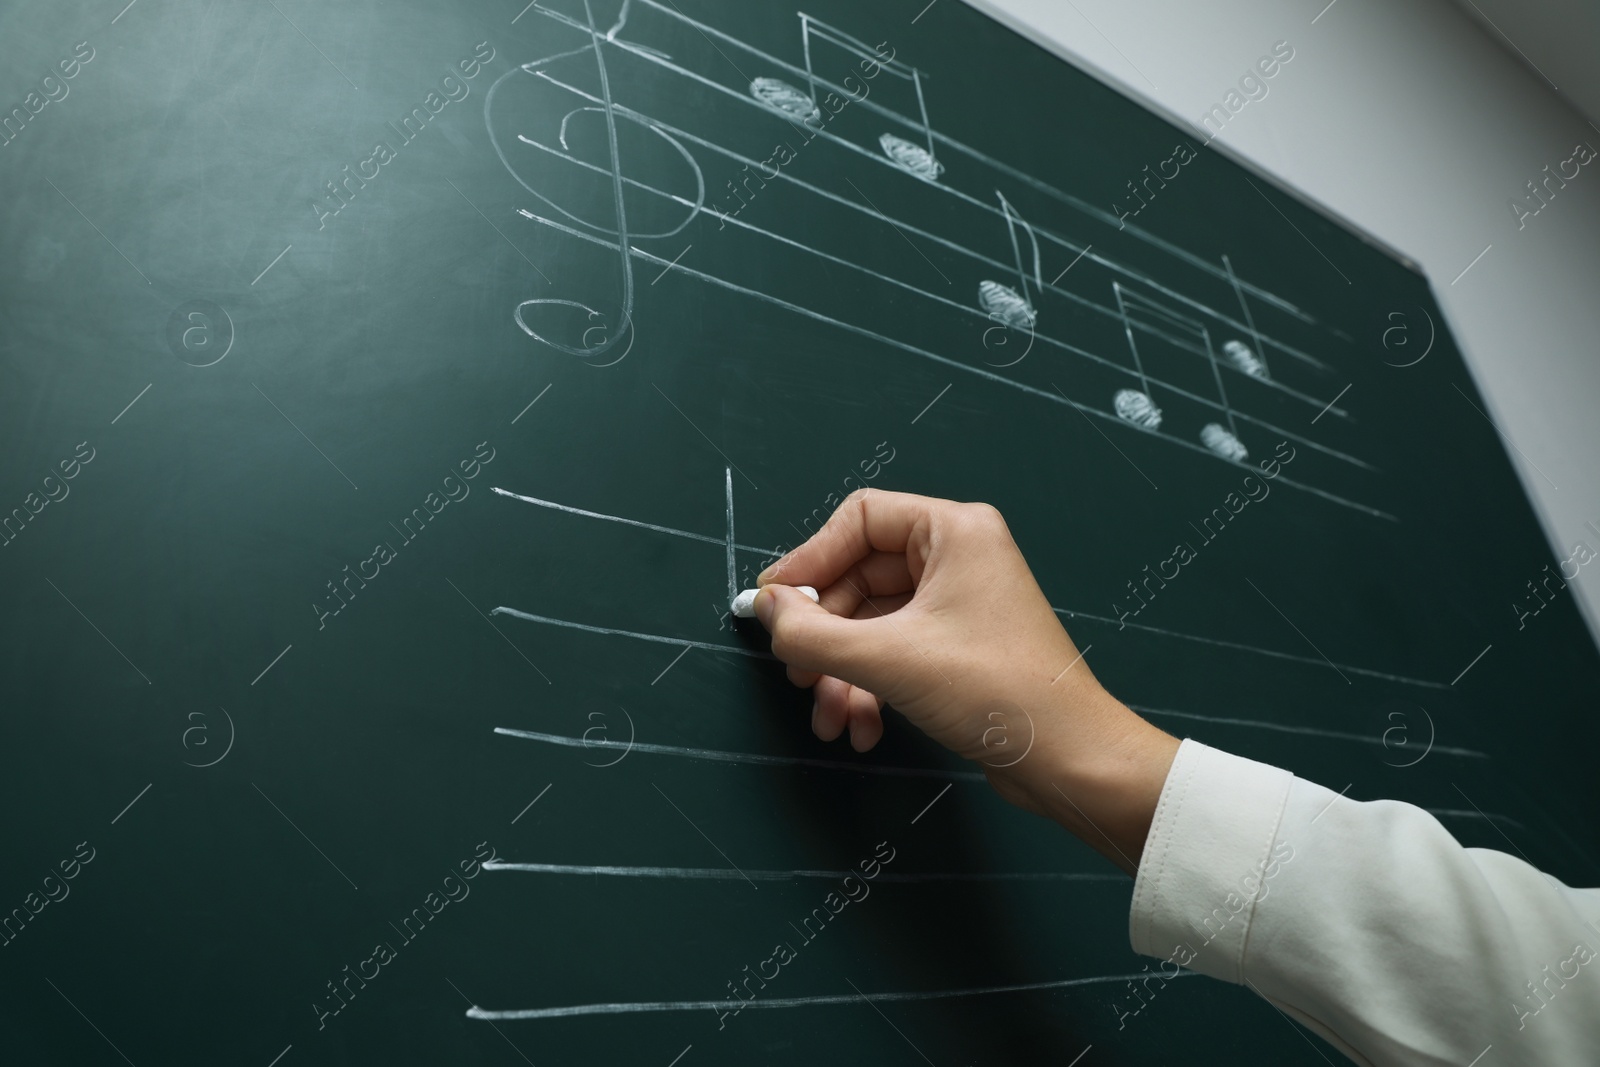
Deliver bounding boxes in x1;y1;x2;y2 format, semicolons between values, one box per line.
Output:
758;488;940;592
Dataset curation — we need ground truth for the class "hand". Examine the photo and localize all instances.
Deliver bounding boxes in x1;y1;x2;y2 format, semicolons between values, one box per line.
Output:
753;489;1179;873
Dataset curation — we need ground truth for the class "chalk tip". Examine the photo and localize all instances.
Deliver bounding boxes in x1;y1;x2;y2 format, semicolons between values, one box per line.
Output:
732;585;818;618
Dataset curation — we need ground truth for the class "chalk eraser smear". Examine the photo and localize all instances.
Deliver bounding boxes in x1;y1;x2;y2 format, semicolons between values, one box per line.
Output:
731;585;819;618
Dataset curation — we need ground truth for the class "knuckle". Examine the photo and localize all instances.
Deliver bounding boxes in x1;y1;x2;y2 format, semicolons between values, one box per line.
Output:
957;501;1008;535
768;612;807;661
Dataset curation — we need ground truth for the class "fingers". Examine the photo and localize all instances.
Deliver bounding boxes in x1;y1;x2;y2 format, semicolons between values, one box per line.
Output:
758;489;940;593
812;675;850;742
790;554;913;684
753;584;900;687
787;664;822;688
846;686;885;751
815;551;915;617
811;675;885;751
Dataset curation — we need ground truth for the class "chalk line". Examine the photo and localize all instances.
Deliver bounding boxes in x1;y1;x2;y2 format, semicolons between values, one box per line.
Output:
466;969;1196;1020
494;725;984;781
482;860;1118;882
1055;609;1443;688
725;467;737;603
489;607;776;659
513;125;1356;449
520;62;1338;393
584;0;1321;329
1132;705;1486;758
492;487;783;555
511;209;1395;521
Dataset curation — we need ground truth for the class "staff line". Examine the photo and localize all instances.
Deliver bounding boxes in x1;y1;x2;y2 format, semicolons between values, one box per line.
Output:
1131;705;1486;757
1054;608;1444;688
489;607;776;659
492;487;784;555
522;61;1332;379
495;725;985;779
620;0;1318;326
484;550;1436;689
512;208;1396;521
465;969;1198;1020
511;127;1359;445
480;860;1118;882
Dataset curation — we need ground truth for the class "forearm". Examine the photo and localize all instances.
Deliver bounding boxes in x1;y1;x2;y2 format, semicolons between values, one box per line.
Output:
989;690;1181;877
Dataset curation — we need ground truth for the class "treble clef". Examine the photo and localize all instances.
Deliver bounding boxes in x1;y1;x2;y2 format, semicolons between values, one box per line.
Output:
486;0;705;365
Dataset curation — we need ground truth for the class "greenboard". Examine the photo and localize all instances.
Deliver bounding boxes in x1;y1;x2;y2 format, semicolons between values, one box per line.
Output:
2;0;1597;1063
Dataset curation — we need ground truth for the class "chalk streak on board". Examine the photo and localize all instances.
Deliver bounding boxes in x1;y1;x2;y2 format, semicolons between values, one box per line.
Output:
465;969;1197;1020
489;606;775;659
515;69;1348;428
1054;609;1446;689
516;128;1347;442
494;726;985;781
725;468;737;603
493;483;1419;684
512;209;1395;521
515;92;1353;441
481;860;1117;883
1132;706;1487;759
492;487;784;556
562;0;1322;334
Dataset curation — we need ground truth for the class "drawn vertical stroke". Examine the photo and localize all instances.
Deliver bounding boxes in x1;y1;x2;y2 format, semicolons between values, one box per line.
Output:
725;467;737;603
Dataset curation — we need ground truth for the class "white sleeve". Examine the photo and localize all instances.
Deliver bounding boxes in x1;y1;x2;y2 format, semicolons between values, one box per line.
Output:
1129;739;1600;1066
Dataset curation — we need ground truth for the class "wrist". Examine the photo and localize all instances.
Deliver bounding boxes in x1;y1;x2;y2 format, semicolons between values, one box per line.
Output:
992;693;1181;875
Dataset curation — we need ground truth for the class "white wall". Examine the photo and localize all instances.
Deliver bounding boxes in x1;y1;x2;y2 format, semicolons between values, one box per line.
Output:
963;0;1600;639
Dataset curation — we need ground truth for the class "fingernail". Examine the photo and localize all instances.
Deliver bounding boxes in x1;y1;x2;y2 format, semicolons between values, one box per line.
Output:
753;587;776;627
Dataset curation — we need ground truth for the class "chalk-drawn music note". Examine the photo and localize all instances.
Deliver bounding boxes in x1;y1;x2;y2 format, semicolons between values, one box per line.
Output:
979;192;1041;366
486;0;706;364
1110;282;1163;431
1113;282;1251;460
1221;254;1271;380
487;1;1389;517
746;14;943;181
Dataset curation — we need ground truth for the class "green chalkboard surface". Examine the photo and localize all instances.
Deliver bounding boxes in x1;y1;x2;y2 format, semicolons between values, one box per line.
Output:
2;0;1597;1063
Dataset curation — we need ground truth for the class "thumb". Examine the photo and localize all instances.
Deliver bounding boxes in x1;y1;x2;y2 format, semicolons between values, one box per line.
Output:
753;585;892;687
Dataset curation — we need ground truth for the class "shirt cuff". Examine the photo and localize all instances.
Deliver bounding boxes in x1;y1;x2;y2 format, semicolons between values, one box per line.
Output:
1128;737;1295;983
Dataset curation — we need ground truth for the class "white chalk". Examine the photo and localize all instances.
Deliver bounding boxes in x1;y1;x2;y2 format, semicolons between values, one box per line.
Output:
731;585;818;618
